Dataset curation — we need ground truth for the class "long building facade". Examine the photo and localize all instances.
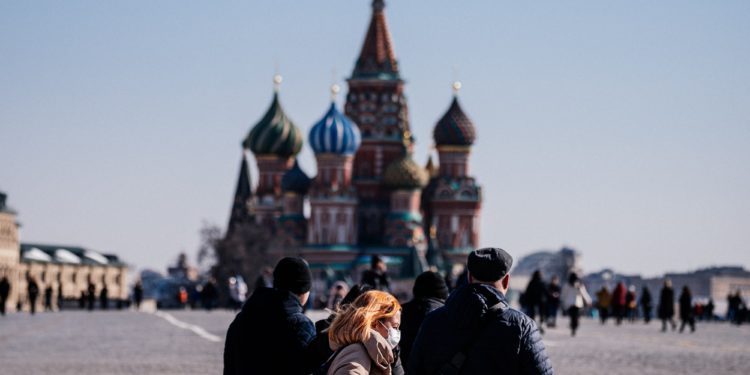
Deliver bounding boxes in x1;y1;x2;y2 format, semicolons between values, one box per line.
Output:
227;0;482;294
0;192;128;313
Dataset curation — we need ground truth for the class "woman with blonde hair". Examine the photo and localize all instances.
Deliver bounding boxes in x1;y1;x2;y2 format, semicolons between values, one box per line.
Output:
326;290;401;375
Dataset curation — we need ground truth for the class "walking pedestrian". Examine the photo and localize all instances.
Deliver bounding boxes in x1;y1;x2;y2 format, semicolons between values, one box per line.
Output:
133;281;144;310
361;255;391;292
201;278;217;311
658;279;677;332
400;271;448;365
57;282;64;311
100;284;109;310
223;257;316;375
640;286;653;323
87;282;96;311
0;276;10;316
679;286;695;333
523;270;547;333
596;286;611;324
561;272;592;337
326;290;402;375
27;277;39;315
546;276;561;328
44;285;53;311
408;248;554;375
625;285;637;322
611;282;626;325
327;281;349;311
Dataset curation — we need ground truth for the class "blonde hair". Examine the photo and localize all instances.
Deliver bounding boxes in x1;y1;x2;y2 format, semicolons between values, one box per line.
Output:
328;290;401;347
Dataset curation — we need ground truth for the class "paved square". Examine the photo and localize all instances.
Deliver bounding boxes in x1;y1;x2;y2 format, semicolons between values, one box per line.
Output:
0;310;747;374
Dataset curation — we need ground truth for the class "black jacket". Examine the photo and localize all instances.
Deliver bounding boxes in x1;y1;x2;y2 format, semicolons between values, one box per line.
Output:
408;284;554;375
658;286;675;319
223;287;316;375
400;296;444;365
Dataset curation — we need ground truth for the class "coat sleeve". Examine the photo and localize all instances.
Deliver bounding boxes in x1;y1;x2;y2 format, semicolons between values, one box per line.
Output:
519;321;555;375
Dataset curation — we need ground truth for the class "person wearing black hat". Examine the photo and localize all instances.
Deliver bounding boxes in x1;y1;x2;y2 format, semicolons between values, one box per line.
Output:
408;248;554;375
223;257;316;375
399;271;449;365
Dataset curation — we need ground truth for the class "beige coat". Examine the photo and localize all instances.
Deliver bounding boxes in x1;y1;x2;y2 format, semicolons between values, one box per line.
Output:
328;330;394;375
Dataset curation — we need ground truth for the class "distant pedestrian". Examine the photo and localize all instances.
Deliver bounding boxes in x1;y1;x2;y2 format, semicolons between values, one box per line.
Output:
223;257;316;375
679;286;695;333
408;248;554;374
640;287;653;323
625;285;637;322
658;279;677;332
596;286;611;324
361;255;391;292
326;291;402;375
0;276;10;316
177;286;188;308
57;282;64;311
27;277;40;315
133;281;144;310
546;276;562;328
400;271;448;365
523;270;547;333
561;272;591;337
44;285;53;311
254;267;273;291
100;285;109;310
327;281;349;311
201;279;217;311
87;282;96;311
78;291;86;309
705;298;715;321
611;282;627;325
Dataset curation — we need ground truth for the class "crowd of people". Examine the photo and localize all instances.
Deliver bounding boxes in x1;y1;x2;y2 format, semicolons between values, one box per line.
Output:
519;272;750;336
223;248;555;375
0;275;128;314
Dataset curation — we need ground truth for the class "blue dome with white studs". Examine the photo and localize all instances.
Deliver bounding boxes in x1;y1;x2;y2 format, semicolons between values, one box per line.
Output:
309;102;361;155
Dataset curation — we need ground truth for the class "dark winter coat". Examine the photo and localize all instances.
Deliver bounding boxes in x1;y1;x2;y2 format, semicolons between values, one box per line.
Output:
399;297;445;365
408;283;554;375
361;270;391;292
223;287;316;375
658;286;675;319
679;291;693;320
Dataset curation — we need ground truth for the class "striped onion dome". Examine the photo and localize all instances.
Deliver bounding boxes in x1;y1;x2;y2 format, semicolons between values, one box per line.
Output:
433;97;476;147
384;154;429;189
309;102;361;155
243;93;303;157
281;160;312;195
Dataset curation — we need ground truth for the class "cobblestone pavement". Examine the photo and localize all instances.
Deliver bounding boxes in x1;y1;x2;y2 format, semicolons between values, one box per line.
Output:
1;310;748;374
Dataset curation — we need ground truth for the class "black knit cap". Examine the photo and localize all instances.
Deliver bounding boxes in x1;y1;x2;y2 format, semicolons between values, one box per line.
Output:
273;257;312;294
467;248;513;282
413;271;449;300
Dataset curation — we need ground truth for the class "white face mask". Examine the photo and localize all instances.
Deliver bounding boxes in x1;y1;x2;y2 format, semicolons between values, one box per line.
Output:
380;321;401;347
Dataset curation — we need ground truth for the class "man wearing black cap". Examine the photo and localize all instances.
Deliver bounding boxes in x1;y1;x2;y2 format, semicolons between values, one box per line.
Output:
223;257;316;375
408;248;554;375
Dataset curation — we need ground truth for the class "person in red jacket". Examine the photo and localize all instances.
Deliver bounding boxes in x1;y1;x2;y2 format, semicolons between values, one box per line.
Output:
611;282;627;325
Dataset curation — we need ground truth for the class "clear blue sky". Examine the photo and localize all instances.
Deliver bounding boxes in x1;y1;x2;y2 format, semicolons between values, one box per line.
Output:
1;1;748;277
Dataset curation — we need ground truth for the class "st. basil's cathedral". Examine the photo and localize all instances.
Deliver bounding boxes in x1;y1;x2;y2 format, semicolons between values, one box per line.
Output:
227;0;482;292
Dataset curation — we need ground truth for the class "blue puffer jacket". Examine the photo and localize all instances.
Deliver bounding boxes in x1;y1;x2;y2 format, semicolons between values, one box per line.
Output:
407;284;554;375
223;287;316;375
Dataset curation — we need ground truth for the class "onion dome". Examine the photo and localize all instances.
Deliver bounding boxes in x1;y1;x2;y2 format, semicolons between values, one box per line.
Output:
433;85;476;147
281;160;312;195
384;154;429;189
309;101;361;155
243;90;303;157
